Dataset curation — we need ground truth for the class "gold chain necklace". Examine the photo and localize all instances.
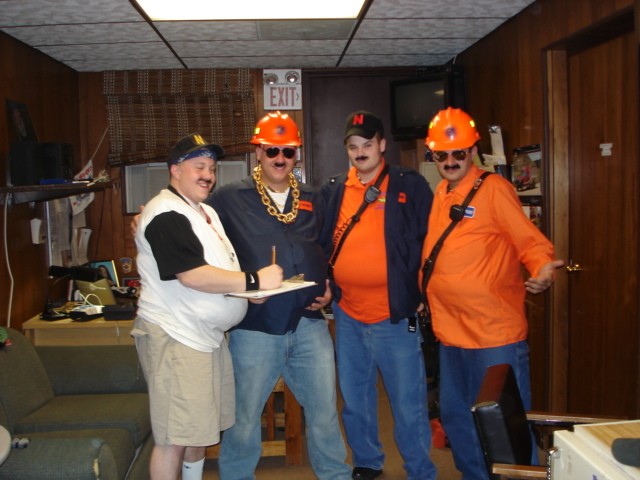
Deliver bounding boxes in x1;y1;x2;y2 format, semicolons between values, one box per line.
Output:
253;165;300;224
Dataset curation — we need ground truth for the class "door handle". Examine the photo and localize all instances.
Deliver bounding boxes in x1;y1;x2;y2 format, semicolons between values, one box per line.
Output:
565;261;581;273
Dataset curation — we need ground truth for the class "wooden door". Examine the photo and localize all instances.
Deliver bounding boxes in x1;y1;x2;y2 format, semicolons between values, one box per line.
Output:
562;30;639;417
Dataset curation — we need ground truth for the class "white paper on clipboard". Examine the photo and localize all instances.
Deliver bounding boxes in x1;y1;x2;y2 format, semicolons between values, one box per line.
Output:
225;281;317;299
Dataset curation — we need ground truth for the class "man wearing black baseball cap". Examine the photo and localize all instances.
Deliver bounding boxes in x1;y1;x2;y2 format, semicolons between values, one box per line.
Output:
165;132;225;167
342;111;385;141
133;133;282;480
319;111;437;480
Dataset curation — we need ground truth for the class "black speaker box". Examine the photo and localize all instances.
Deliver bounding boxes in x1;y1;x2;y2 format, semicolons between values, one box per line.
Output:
9;141;43;186
42;142;73;180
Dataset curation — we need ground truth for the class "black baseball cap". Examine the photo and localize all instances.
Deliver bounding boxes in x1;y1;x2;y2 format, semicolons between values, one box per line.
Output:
167;133;225;166
344;111;385;142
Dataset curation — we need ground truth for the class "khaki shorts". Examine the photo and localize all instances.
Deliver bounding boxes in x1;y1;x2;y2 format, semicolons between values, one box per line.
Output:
132;317;235;446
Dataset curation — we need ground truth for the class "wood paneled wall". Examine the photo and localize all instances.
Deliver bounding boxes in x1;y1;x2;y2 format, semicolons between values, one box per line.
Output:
455;0;635;409
0;32;80;330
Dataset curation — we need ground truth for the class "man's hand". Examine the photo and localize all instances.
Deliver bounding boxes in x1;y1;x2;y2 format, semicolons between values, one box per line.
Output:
307;280;332;311
525;259;564;294
257;264;283;290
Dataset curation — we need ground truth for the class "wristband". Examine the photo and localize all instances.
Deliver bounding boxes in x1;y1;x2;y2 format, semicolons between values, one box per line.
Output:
245;271;260;291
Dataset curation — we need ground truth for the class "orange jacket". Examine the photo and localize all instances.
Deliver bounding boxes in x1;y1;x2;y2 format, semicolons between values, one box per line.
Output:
421;164;555;348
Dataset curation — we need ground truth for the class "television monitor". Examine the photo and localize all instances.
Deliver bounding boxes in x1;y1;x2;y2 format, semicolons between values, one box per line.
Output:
390;65;466;141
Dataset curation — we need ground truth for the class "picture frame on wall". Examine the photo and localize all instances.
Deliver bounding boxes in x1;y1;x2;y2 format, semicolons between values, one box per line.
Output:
511;144;542;197
90;260;119;287
6;99;39;142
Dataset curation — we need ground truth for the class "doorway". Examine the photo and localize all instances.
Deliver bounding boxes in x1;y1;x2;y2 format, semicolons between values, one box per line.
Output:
546;11;639;417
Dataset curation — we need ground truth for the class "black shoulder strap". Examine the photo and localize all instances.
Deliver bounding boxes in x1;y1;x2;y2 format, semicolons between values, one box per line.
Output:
328;164;390;278
420;171;492;299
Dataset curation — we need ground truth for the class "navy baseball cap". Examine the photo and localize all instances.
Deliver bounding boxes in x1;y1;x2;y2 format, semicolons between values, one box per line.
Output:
167;133;225;166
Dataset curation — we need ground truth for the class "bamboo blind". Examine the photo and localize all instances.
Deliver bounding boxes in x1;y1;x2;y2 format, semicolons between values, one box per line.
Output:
103;69;256;166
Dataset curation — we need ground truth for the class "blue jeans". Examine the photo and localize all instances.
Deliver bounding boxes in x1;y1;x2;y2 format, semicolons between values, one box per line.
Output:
218;317;351;480
439;341;533;480
333;303;437;480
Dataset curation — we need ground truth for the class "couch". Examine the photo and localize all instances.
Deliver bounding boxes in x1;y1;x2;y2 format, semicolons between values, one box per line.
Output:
0;327;152;480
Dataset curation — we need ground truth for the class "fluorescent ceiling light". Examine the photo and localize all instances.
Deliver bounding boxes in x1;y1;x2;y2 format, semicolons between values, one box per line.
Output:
136;0;366;20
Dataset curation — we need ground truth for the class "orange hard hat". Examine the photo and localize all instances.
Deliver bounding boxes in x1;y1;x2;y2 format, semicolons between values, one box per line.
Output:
250;111;302;147
425;107;480;150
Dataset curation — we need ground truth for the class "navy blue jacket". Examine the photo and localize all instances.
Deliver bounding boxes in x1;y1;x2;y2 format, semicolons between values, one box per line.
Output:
207;177;326;334
318;164;433;323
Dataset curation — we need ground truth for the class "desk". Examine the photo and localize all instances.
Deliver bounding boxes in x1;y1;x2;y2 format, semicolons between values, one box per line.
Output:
0;426;9;465
552;420;640;479
22;315;134;346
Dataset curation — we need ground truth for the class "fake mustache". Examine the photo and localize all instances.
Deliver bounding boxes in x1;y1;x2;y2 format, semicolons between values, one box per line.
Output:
356;156;368;161
443;164;461;171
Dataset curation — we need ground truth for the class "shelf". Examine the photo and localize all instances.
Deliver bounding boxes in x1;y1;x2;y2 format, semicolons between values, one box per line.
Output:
0;182;110;204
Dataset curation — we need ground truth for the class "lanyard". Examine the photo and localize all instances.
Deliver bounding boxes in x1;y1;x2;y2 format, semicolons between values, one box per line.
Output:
328;164;389;279
167;185;236;264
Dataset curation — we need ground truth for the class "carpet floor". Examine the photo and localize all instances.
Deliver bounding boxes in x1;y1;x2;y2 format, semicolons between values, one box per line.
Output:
203;379;461;479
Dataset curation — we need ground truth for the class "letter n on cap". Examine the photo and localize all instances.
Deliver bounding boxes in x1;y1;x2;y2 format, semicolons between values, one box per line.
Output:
353;113;365;125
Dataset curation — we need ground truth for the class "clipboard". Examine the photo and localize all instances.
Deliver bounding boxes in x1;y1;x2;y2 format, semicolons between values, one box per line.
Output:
225;280;317;299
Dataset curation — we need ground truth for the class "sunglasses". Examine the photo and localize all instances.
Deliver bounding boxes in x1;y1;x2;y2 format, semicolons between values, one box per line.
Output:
264;147;297;159
432;149;470;162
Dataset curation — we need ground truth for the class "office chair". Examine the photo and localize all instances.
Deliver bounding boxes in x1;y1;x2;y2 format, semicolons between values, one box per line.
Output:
471;363;621;479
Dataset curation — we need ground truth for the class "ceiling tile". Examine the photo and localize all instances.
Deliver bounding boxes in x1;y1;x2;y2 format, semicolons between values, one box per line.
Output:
186;56;340;69
355;18;505;39
1;22;155;46
0;0;140;25
340;53;455;67
366;0;535;19
0;0;536;71
38;42;175;62
172;40;347;58
257;20;356;40
346;38;472;55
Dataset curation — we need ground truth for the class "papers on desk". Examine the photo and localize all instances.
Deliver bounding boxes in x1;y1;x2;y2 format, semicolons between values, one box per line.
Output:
225;281;317;299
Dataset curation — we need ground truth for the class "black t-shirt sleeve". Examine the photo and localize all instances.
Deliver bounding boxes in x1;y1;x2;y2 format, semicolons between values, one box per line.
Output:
144;211;208;280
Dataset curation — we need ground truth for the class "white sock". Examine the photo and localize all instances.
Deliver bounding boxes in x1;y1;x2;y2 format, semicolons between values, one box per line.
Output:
182;457;205;480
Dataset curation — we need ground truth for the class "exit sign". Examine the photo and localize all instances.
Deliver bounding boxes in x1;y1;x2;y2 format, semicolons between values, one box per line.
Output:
264;85;302;110
263;69;302;110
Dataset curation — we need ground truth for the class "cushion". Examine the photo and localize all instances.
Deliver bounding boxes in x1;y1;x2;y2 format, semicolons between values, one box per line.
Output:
36;345;147;395
0;329;54;432
0;432;122;480
14;393;150;447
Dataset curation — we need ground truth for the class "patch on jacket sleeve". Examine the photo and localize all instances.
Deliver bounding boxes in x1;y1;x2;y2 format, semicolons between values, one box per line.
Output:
299;200;313;211
398;192;407;203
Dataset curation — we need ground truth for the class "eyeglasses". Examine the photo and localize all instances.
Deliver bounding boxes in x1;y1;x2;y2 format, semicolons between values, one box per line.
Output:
432;149;470;162
264;147;297;159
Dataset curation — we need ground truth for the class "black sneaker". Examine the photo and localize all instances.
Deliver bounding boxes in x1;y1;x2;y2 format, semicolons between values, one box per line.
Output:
352;467;383;480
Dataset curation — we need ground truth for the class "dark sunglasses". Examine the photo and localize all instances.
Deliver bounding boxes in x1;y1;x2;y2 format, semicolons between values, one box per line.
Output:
432;149;470;162
264;147;297;159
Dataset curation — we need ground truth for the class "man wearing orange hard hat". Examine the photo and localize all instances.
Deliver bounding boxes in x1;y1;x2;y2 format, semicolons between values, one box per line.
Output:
208;111;351;480
421;107;564;479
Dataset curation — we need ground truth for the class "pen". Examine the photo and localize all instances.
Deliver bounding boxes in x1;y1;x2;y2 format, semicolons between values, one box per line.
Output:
271;245;276;264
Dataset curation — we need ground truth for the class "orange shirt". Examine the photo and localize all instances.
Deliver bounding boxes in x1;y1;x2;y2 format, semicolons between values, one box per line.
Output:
421;164;555;348
333;166;390;323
